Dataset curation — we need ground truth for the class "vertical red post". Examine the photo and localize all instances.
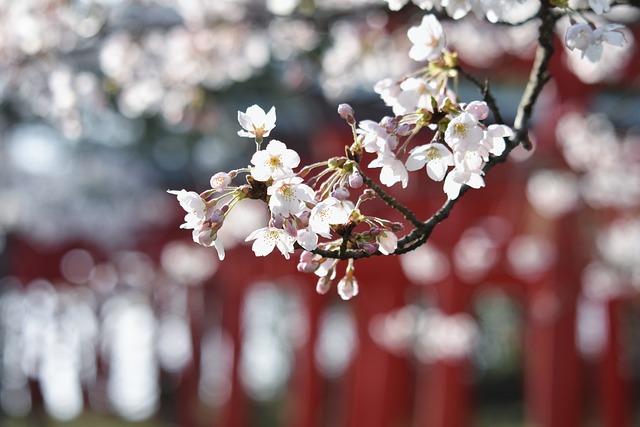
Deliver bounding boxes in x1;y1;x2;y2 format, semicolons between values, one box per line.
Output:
413;273;471;427
285;277;325;427
523;213;582;427
598;299;630;427
176;286;204;427
216;253;250;427
343;256;413;427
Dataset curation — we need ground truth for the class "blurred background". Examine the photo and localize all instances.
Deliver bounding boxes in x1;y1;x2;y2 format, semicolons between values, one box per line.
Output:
0;1;639;426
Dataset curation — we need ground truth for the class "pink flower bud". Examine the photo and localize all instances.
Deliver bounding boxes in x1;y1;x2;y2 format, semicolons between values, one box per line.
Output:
298;261;319;273
396;123;411;136
209;209;225;225
337;103;355;124
332;187;350;200
316;276;332;295
381;116;397;133
337;274;359;300
348;172;363;188
299;250;315;263
359;242;379;254
465;101;489;121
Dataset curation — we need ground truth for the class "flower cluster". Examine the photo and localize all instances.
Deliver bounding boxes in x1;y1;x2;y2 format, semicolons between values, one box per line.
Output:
169;2;633;300
168;14;517;300
565;22;627;62
388;0;629;65
169;101;409;299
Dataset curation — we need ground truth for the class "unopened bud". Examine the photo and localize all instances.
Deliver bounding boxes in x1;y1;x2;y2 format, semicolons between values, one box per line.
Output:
337;103;355;124
348;172;363;188
337;274;359;300
298;261;319;273
396;123;411;136
359;242;379;254
380;116;397;133
465;101;489;121
390;222;404;232
299;250;315;263
316;276;332;295
209;209;225;225
332;187;350;200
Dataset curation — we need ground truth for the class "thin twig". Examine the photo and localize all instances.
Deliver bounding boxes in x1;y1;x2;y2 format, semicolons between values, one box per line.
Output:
457;66;506;125
360;170;426;229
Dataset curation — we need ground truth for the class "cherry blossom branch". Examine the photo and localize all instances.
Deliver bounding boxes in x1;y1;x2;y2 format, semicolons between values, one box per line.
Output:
514;0;557;150
167;0;636;301
310;0;558;261
359;170;425;229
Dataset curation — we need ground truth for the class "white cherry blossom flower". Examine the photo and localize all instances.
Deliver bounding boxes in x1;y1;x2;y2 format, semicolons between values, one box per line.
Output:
237;105;276;140
374;78;402;109
309;197;354;238
386;0;435;10
414;0;436;9
443;167;485;200
267;176;315;218
394;77;439;116
454;150;485;171
376;77;446;117
481;124;513;156
588;0;610;15
377;230;398;255
594;24;628;47
443;0;472;19
192;226;225;260
407;14;446;62
369;153;409;188
250;140;300;181
357;120;398;154
445;112;484;151
405;142;454;181
565;23;596;53
167;189;208;230
296;228;319;251
386;0;409;10
245;227;295;259
565;23;628;62
210;172;232;192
